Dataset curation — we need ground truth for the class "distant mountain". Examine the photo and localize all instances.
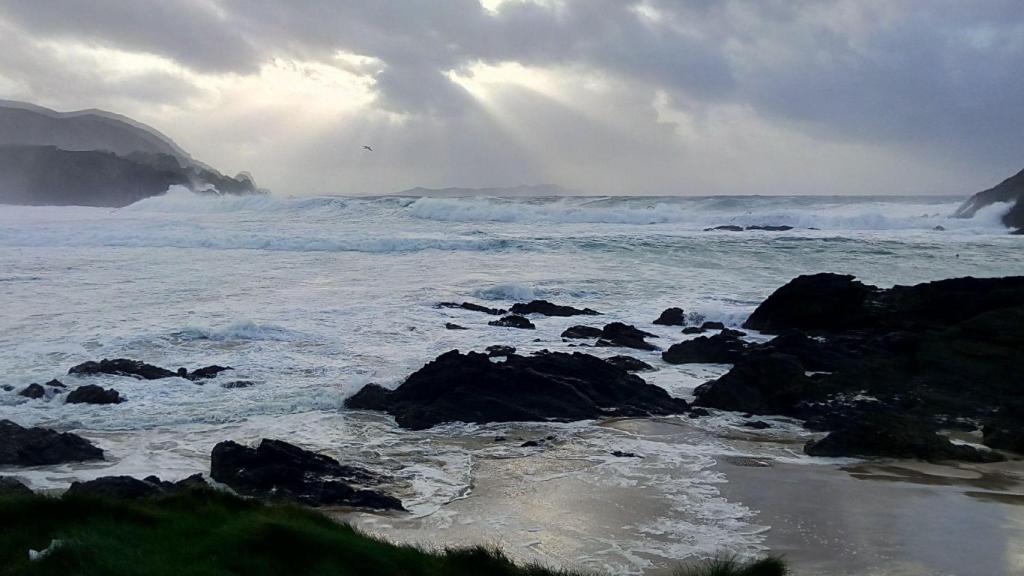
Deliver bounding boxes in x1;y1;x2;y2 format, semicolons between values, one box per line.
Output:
954;167;1024;232
0;100;261;207
395;184;582;198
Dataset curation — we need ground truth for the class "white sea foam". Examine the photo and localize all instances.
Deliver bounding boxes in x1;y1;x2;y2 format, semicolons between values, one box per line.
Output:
2;191;1022;572
471;283;541;301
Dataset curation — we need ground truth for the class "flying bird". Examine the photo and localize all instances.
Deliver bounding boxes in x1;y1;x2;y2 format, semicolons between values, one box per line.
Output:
362;145;373;152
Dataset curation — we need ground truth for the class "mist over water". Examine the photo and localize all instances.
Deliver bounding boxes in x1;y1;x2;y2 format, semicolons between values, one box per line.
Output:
1;188;1021;574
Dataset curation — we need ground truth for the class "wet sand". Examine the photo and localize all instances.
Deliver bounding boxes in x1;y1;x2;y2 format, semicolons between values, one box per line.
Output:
716;458;1024;576
338;416;1024;575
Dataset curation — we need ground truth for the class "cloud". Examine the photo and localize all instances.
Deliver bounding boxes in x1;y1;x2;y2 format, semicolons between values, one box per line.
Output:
0;0;1021;195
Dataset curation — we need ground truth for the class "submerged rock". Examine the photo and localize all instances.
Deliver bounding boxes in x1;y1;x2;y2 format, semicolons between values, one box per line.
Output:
66;385;123;405
682;326;705;334
805;414;1003;463
184;365;232;381
488;315;536;329
345;350;687;430
18;383;45;399
221;380;256;389
0;420;103;466
485;345;516;357
561;325;603;339
69;358;177;380
438;302;507;315
210;439;403;510
445;323;468;330
653;307;685;326
510;300;600;317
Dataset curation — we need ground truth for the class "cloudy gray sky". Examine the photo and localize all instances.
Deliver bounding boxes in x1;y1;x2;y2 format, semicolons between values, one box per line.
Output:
0;0;1021;196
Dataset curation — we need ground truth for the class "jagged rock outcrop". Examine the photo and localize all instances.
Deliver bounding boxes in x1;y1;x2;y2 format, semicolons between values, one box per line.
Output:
0;101;262;207
210;439;402;510
953;167;1024;231
345;350;687;430
0;420;103;466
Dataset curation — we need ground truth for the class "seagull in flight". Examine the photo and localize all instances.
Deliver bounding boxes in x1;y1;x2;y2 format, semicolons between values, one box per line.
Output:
362;145;373;152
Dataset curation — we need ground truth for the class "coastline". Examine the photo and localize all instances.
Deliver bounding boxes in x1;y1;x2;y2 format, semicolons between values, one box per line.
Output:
716;458;1024;576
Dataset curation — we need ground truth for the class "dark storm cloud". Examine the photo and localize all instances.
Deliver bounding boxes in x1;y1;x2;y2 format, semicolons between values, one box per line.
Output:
0;0;1021;193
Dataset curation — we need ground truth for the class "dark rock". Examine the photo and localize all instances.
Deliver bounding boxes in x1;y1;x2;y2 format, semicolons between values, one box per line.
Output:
704;225;744;232
66;385;123;405
701;321;726;330
438;302;506;315
688;408;711;418
693;354;814;415
1;385;12;392
520;440;540;447
186;365;232;381
805;414;1004;463
445;323;468;330
596;322;658;351
18;384;45;399
485;345;516;357
742;421;771;430
510;300;600;317
743;274;877;334
720;328;747;338
345;384;393;412
982;406;1024;453
45;379;65;388
663;333;747;364
953;167;1024;230
171;473;209;491
488;315;536;329
605;356;654;372
653;307;685;326
66;476;163;499
66;474;210;500
493;436;506;442
682;326;705;334
0;420;103;466
746;225;793;231
0;145;260;208
0;477;33;497
744;273;1024;334
210;439;403;510
345;350;687;430
221;380;256;389
933;225;946;231
69;358;176;380
561;325;603;339
611;451;642;458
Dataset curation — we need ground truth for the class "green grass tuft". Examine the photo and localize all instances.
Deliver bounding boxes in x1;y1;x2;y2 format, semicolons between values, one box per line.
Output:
0;490;591;576
0;490;787;576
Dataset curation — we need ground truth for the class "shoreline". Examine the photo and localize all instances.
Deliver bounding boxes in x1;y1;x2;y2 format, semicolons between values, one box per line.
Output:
715;458;1024;576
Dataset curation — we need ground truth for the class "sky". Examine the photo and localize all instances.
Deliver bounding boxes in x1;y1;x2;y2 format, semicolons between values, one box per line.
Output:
0;0;1021;197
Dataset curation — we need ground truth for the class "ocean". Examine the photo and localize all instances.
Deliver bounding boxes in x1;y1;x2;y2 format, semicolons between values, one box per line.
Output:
1;188;1022;574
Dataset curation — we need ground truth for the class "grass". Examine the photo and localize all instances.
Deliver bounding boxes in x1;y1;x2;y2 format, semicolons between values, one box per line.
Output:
0;489;788;576
674;555;788;576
